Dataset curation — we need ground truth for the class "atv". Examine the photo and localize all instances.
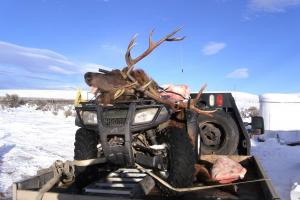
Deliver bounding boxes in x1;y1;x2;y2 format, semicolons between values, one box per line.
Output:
74;97;199;190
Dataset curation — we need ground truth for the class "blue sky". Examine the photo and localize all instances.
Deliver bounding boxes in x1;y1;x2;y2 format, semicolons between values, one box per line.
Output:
0;0;300;94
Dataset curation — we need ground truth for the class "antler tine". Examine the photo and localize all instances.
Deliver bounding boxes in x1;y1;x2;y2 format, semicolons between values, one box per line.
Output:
125;27;185;77
125;34;138;66
155;27;184;45
195;83;207;101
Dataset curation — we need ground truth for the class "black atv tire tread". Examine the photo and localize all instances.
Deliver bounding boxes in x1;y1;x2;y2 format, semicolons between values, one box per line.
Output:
167;126;195;188
74;128;98;189
157;126;195;197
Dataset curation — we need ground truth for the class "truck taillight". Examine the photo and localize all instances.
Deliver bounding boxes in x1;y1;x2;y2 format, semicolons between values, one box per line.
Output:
216;95;223;107
209;94;215;107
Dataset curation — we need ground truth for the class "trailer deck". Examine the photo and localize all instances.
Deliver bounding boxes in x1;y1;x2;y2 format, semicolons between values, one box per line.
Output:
13;155;280;200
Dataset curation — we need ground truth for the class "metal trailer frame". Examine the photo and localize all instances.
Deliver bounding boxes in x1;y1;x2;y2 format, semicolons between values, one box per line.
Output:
13;155;280;200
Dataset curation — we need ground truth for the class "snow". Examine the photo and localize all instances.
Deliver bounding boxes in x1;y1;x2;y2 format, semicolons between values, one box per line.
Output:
251;138;300;200
0;106;77;198
0;90;299;200
290;183;300;200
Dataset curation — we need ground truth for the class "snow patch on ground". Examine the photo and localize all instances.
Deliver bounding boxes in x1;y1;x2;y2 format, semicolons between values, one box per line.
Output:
0;106;76;198
251;138;300;200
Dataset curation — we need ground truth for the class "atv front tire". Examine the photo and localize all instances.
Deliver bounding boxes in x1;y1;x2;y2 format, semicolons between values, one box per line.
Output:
74;128;99;189
165;126;196;188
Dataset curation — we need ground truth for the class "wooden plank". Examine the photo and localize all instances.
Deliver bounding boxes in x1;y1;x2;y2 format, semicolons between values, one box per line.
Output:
15;190;135;200
12;183;17;200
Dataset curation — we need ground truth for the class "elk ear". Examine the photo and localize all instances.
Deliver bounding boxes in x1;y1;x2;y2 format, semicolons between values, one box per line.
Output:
84;72;93;86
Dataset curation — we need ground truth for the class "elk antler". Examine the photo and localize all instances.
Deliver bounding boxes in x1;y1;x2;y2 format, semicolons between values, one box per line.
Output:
139;83;215;117
125;27;185;77
123;28;215;116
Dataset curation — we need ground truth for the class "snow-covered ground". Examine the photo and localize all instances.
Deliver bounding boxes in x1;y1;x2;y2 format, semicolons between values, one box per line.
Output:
0;90;299;200
0;106;77;198
252;138;300;200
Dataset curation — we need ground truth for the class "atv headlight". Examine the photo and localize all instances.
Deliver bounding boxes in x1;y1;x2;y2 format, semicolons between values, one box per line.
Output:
134;108;158;124
81;111;97;125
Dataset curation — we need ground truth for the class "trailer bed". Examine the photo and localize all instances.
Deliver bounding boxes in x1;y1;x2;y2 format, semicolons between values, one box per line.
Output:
13;155;280;200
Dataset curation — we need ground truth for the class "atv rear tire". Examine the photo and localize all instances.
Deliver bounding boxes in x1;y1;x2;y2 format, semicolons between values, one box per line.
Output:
198;112;239;155
165;126;196;188
74;128;99;189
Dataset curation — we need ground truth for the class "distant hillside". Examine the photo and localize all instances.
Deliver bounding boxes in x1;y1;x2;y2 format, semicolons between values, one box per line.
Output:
0;89;89;100
0;89;259;110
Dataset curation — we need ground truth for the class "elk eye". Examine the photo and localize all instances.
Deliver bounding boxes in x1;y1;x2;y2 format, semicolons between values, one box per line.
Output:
84;72;93;86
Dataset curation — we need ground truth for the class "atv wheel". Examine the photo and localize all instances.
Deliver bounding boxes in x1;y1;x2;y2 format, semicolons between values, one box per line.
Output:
198;112;239;155
158;126;195;195
74;128;99;189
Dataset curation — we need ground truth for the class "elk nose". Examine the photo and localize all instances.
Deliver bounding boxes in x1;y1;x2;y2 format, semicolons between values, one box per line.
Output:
84;72;93;86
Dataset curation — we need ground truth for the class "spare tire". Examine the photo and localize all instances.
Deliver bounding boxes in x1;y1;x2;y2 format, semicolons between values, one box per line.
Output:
198;112;239;155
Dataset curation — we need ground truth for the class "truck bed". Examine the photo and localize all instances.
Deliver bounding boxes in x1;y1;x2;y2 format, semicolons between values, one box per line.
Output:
13;155;280;200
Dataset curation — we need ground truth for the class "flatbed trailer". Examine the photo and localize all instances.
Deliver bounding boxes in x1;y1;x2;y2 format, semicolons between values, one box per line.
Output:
13;155;280;200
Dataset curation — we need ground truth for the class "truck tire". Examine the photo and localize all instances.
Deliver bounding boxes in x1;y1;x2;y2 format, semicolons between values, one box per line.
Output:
160;126;195;194
74;128;99;189
198;112;239;155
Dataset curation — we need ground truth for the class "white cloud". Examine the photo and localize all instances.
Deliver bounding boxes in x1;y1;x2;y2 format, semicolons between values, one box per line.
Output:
48;65;74;75
0;41;78;74
248;0;300;12
202;42;226;56
0;41;111;89
226;68;249;79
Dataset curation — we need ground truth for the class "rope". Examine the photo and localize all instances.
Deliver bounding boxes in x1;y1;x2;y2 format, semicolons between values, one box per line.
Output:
35;158;106;200
36;160;69;200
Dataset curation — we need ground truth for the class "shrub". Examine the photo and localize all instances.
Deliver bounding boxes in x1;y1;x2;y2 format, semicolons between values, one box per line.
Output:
64;108;73;118
2;94;24;108
240;106;260;118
